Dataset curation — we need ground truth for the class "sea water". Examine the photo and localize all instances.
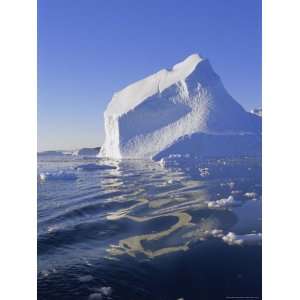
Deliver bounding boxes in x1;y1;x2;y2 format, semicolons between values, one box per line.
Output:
38;154;261;300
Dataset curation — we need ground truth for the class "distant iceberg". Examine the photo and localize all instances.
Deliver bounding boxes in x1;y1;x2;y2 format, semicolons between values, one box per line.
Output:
99;54;261;159
72;147;101;156
38;150;65;156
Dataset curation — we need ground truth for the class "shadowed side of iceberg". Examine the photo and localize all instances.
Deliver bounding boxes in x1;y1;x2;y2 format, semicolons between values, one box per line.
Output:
153;133;262;161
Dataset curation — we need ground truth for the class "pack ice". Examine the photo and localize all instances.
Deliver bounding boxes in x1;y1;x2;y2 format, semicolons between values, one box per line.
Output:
100;54;261;159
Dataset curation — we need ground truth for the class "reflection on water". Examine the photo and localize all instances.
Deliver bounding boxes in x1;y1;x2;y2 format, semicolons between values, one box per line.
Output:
38;155;261;300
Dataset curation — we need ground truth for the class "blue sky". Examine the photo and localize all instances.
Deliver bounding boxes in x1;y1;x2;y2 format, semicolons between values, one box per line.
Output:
38;0;261;151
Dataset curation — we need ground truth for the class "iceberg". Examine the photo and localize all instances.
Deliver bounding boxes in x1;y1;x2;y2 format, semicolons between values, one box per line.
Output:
73;147;101;156
100;54;261;159
38;150;65;156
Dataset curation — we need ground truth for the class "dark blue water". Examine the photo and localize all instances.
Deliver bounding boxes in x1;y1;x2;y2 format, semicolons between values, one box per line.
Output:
37;155;261;300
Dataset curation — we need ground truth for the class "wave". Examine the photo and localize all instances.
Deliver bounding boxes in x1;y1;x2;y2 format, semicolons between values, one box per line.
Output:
39;171;78;181
75;163;117;171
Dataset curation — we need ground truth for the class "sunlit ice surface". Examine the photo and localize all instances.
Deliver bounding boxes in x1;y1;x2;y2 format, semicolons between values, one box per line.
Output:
38;154;261;300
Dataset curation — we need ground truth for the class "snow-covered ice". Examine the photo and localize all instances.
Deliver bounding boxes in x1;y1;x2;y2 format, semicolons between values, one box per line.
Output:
100;53;261;159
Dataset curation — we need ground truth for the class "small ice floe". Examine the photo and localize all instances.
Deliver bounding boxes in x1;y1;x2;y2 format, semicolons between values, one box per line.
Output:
198;167;210;177
222;232;243;245
40;268;57;278
99;287;112;296
40;270;50;278
89;286;113;299
210;229;224;238
231;190;242;195
202;229;224;238
222;232;262;246
47;225;60;233
38;171;77;181
158;158;167;168
78;274;94;283
244;192;257;199
75;163;116;171
83;258;92;266
206;195;239;209
228;181;235;189
220;181;235;189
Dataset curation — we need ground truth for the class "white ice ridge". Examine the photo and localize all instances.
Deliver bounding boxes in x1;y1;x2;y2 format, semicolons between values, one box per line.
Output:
100;53;261;159
106;54;202;116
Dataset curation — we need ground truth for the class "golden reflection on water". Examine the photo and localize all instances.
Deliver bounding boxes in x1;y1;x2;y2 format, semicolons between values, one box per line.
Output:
103;159;227;259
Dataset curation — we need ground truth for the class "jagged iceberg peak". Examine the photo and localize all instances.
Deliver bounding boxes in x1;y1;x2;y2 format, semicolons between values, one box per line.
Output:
106;53;204;116
100;53;261;159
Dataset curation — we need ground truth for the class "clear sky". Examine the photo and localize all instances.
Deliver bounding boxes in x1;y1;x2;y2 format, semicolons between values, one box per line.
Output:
38;0;261;151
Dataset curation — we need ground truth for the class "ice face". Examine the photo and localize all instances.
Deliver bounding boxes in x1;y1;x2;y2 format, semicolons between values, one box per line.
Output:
100;54;261;159
105;54;203;117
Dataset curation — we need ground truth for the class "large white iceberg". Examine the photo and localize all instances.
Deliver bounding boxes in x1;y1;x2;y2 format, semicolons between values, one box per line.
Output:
100;54;261;159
